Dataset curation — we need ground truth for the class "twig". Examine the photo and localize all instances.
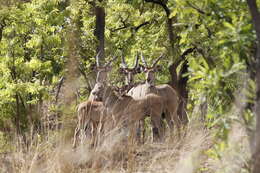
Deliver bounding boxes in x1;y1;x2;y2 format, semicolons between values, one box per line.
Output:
55;76;64;104
186;1;208;15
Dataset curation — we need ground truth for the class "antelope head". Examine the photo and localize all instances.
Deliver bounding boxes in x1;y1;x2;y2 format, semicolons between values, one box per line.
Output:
141;53;164;85
119;52;141;86
90;52;117;100
95;51;117;83
91;82;106;100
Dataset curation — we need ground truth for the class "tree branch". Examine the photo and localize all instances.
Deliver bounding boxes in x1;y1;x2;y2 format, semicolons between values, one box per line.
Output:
135;21;150;31
144;0;170;16
55;76;64;104
172;47;196;66
186;1;209;15
111;26;129;32
111;21;151;32
194;46;215;67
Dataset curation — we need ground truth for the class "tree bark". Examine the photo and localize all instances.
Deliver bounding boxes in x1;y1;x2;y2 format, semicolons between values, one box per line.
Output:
177;60;189;124
246;0;260;172
94;0;105;61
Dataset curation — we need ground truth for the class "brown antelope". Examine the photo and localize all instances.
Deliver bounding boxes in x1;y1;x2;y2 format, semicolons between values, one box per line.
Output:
120;52;150;141
73;53;117;148
73;101;107;148
91;81;165;141
88;52;115;101
128;53;180;135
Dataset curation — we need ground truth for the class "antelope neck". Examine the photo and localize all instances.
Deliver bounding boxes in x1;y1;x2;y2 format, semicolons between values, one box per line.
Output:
103;86;119;110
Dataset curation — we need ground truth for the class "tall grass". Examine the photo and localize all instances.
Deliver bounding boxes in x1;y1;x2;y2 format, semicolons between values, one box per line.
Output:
0;118;205;173
0;108;252;173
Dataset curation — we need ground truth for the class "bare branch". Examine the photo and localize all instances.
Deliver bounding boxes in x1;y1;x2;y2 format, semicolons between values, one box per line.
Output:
55;76;64;104
111;20;151;33
111;25;129;32
135;21;150;32
181;47;196;59
186;1;209;15
144;0;170;17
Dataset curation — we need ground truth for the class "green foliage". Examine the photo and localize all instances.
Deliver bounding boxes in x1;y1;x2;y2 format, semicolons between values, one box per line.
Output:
0;0;257;171
0;0;67;132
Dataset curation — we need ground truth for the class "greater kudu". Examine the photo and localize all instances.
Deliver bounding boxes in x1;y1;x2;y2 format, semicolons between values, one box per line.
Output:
128;53;180;135
91;81;165;142
73;53;117;148
120;52;152;141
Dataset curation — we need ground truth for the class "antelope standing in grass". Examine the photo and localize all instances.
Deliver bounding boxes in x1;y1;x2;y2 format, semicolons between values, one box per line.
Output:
120;52;156;141
73;53;116;148
127;53;180;135
91;80;165;142
73;101;107;148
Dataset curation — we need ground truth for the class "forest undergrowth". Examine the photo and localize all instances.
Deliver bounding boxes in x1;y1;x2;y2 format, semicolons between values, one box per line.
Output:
0;103;250;173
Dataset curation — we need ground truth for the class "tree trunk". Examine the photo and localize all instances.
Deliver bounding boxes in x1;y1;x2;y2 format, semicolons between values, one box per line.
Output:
94;0;105;61
246;0;260;172
177;60;189;124
254;63;260;173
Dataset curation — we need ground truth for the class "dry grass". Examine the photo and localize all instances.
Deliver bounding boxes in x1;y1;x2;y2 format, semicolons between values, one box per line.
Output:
0;119;213;173
0;114;252;173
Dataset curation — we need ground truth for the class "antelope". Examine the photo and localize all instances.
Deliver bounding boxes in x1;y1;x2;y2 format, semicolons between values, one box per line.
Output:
73;101;107;148
91;80;165;141
120;52;153;141
88;52;115;101
73;53;116;148
127;53;180;135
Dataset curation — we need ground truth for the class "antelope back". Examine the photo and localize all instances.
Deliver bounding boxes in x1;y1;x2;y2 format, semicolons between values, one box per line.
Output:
127;83;151;99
